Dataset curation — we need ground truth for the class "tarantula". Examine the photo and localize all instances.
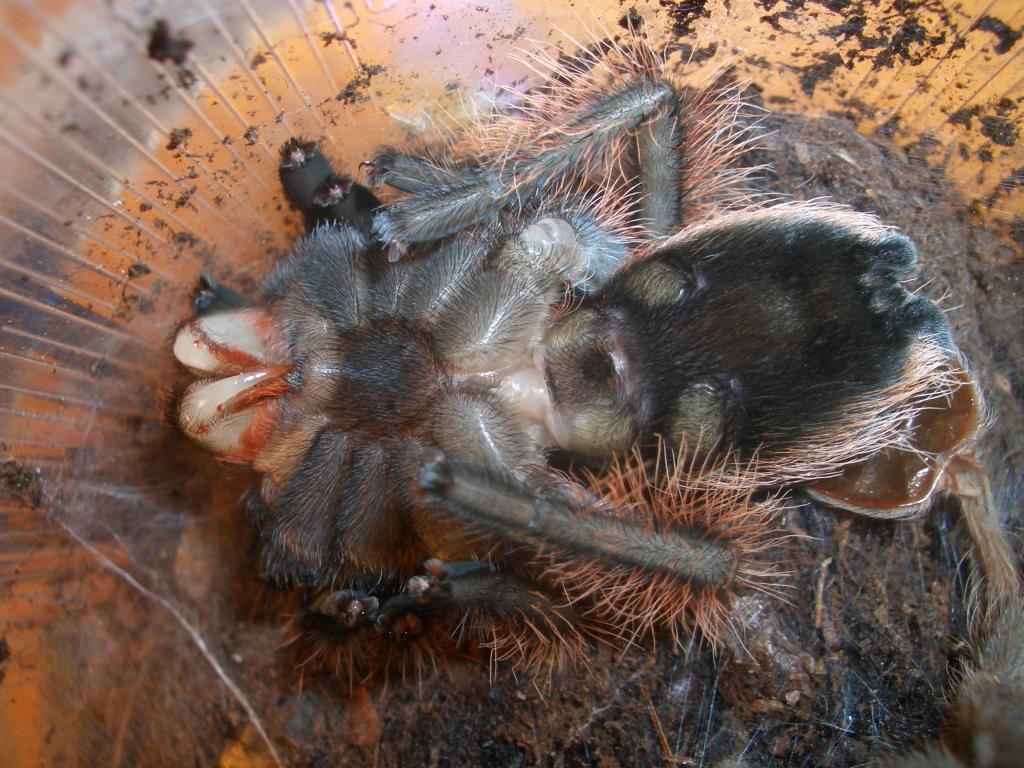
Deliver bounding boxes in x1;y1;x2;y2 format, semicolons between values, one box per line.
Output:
171;39;980;680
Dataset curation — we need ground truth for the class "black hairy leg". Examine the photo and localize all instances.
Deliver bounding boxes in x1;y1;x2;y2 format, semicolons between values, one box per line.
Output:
368;43;751;250
192;272;249;316
279;137;381;235
302;559;588;683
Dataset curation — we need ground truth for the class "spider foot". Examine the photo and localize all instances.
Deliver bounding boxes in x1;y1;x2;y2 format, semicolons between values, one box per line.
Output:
278;138;380;234
373;556;591;680
278;138;333;230
362;145;478;193
309;589;380;629
309;174;380;235
301;589;449;685
192;272;249;316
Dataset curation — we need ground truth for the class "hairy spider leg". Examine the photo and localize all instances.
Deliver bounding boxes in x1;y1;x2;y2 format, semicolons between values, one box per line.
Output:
370;77;679;249
193;272;249;316
635;85;683;237
419;457;738;588
364;145;484;193
307;557;588;684
414;449;782;647
279;137;381;235
378;559;588;679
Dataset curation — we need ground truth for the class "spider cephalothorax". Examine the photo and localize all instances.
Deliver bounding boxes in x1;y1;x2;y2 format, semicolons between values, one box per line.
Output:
171;36;979;681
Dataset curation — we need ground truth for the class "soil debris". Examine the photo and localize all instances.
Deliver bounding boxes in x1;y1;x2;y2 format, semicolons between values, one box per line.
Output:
147;20;193;66
1;459;44;508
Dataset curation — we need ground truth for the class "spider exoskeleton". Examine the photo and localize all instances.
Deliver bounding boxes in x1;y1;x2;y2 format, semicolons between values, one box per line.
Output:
171;38;979;681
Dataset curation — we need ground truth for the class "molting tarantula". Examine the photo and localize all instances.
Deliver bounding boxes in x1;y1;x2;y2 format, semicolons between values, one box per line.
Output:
172;39;979;681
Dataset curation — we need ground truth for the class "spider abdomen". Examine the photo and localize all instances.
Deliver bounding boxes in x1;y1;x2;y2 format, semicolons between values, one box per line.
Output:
560;208;957;464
